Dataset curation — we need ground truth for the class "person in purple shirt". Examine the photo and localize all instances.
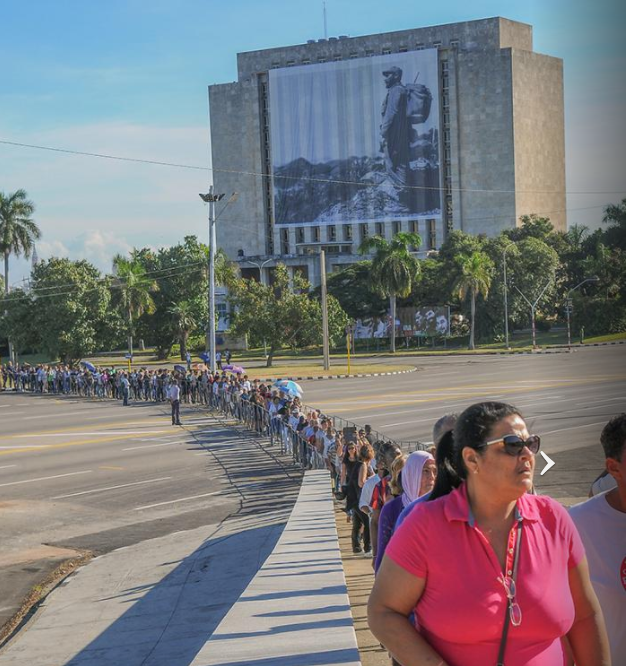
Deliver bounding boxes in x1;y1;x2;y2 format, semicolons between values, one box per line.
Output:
375;450;436;572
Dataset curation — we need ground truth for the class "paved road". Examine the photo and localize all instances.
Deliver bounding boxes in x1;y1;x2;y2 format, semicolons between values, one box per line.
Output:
301;346;626;502
0;395;301;636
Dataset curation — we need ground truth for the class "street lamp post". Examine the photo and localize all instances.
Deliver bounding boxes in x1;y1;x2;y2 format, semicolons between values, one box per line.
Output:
513;278;553;350
566;277;599;350
502;242;515;350
199;188;238;373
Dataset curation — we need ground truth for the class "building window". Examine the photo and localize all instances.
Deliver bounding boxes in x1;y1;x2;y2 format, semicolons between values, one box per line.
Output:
441;60;449;72
296;227;305;244
432;41;442;49
375;222;384;236
312;226;321;242
328;225;337;241
382;48;392;55
360;224;369;242
343;224;353;241
271;62;280;69
280;228;290;254
318;57;327;63
301;58;311;65
333;54;341;61
398;45;408;53
392;221;401;236
409;220;421;249
450;39;460;49
428;219;437;249
286;60;295;67
415;43;425;50
349;52;358;59
366;50;374;57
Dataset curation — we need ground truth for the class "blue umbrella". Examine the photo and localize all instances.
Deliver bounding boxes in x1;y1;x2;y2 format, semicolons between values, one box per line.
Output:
272;380;302;398
174;364;186;373
80;361;96;372
199;352;210;363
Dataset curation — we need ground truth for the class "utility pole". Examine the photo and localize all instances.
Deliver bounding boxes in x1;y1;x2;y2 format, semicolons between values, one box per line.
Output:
320;250;330;371
199;189;238;373
566;277;599;350
502;242;514;349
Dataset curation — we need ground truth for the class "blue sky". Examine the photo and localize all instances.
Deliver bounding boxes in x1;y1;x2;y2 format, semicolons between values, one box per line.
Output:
1;0;624;286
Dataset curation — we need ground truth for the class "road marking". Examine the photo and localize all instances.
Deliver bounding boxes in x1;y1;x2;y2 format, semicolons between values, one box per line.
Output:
574;396;626;407
0;464;17;470
379;415;443;428
99;465;125;470
13;430;170;438
0;470;93;488
122;439;188;451
3;418;178;440
27;411;132;421
542;421;607;436
52;476;172;499
134;490;221;511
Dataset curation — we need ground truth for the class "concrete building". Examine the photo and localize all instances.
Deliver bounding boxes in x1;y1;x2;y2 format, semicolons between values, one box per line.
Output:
209;16;565;286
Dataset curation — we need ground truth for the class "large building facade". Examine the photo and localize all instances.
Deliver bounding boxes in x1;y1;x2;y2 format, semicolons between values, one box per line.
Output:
209;17;565;286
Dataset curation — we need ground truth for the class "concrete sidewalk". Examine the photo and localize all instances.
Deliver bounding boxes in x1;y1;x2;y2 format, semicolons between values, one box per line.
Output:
0;472;360;666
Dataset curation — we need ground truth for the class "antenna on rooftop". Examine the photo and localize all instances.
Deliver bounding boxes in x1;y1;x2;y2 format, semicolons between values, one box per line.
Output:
323;1;328;39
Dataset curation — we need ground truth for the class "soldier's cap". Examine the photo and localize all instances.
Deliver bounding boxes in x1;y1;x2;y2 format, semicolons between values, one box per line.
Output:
382;66;402;77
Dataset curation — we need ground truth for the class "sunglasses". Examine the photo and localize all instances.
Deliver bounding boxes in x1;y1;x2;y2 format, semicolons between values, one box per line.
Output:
482;434;541;456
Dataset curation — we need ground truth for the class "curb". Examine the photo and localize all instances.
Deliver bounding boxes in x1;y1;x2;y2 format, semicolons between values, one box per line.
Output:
252;366;418;383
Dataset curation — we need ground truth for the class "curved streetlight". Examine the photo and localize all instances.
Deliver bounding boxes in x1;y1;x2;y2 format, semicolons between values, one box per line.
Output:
566;277;599;350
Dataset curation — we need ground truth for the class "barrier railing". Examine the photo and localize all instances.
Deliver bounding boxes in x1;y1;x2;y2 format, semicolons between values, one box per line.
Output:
206;390;428;474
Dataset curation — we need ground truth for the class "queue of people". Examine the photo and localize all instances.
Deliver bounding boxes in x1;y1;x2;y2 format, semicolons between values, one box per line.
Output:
348;402;623;666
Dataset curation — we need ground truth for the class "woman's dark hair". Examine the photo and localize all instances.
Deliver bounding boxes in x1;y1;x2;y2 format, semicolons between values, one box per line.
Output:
343;441;358;464
428;402;522;501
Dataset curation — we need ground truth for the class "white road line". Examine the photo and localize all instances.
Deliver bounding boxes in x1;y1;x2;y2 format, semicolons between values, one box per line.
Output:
541;421;607;436
574;396;626;407
122;440;188;451
0;464;18;470
134;490;222;511
27;411;125;421
52;476;173;499
13;430;169;438
0;470;93;488
379;416;443;428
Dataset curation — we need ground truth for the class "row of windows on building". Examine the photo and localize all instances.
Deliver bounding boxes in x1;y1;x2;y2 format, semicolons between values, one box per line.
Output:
278;220;438;255
274;39;460;68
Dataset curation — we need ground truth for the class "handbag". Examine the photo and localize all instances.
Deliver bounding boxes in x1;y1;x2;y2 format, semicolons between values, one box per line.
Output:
496;518;523;666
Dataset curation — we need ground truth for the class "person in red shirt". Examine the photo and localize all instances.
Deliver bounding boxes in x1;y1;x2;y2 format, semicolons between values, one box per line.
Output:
368;401;610;666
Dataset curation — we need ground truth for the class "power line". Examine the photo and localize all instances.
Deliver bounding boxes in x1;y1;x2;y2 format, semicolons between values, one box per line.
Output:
2;138;625;197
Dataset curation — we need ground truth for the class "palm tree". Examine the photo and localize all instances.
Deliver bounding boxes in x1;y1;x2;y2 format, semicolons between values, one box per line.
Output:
167;301;197;360
112;255;158;356
358;232;422;353
0;189;40;295
453;251;494;350
0;189;39;363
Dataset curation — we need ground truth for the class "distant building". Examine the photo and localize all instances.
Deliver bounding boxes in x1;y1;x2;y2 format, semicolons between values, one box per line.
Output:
209;16;565;286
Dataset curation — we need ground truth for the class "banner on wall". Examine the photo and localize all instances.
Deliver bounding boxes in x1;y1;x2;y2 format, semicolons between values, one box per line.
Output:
269;49;441;227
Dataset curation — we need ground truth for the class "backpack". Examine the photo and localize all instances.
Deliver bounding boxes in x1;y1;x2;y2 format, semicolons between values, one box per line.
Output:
406;82;432;124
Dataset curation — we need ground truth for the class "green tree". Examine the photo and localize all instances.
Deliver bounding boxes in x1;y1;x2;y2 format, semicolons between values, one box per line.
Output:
358;232;422;353
132;237;208;358
0;189;40;294
29;258;113;363
602;198;626;250
323;261;388;319
0;289;40;356
167;301;197;360
229;264;326;367
453;251;494;350
112;254;158;356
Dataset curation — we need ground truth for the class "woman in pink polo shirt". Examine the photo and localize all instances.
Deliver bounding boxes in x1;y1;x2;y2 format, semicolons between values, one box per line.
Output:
368;401;610;666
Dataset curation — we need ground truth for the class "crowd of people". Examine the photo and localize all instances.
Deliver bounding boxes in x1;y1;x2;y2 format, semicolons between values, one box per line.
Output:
333;401;623;666
2;360;623;664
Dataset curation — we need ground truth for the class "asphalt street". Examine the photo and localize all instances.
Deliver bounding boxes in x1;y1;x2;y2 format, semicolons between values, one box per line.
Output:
301;345;626;501
0;395;301;637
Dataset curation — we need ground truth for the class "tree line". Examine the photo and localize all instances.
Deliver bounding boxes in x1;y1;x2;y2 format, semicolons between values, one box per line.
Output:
1;187;624;364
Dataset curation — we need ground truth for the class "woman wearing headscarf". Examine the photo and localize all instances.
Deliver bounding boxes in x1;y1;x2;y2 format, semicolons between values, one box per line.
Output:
368;401;610;666
374;450;436;572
